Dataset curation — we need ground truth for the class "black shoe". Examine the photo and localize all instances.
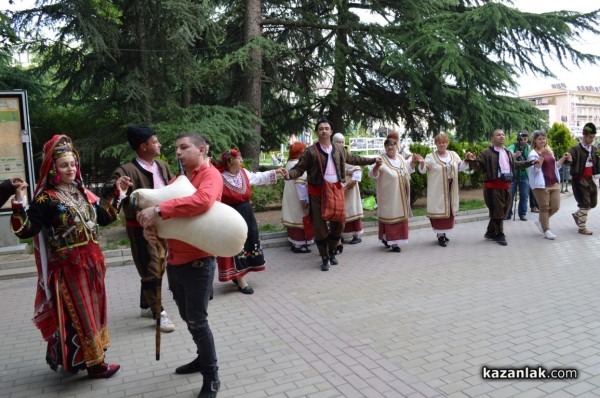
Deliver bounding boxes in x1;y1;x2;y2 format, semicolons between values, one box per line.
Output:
198;379;220;398
496;233;507;246
321;257;330;271
519;216;527;221
382;239;390;248
291;245;311;253
391;244;401;252
175;357;202;374
329;253;339;265
443;235;449;242
348;237;362;244
438;236;447;247
484;232;495;240
238;285;254;294
336;244;343;254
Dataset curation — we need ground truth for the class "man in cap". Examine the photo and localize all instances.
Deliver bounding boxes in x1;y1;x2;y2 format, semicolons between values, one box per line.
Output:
567;122;599;235
102;126;175;332
506;130;532;221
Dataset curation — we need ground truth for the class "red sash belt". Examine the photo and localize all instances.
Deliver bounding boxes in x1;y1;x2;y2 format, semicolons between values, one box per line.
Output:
484;178;511;189
126;219;142;228
308;184;322;197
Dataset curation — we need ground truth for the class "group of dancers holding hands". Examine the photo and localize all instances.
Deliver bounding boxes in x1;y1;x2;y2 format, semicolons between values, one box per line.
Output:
1;120;596;398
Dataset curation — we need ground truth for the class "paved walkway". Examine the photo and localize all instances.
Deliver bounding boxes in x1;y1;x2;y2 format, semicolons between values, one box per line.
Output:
2;195;600;398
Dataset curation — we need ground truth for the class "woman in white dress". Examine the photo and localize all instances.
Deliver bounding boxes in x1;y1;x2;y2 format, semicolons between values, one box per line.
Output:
282;142;314;253
417;133;469;247
369;133;422;252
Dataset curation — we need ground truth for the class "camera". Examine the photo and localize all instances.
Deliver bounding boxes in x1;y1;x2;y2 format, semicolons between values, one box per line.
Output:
500;172;513;183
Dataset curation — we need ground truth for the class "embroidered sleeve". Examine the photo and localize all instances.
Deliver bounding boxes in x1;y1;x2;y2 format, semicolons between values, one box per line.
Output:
10;193;51;238
95;198;120;226
246;169;277;186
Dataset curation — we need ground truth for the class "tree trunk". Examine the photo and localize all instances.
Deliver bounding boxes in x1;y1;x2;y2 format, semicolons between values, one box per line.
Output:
329;2;349;135
134;2;153;124
241;0;262;170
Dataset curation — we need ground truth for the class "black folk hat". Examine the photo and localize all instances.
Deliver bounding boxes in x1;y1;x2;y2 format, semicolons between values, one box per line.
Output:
127;126;156;150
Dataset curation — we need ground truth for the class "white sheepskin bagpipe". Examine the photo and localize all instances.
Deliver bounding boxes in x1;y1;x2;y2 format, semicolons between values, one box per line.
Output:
131;175;247;257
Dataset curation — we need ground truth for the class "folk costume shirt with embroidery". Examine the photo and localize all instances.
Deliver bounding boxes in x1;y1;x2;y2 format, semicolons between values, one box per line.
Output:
159;161;223;265
11;187;119;253
221;169;277;205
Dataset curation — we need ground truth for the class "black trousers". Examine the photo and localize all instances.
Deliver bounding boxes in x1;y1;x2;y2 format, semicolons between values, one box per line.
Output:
167;258;218;380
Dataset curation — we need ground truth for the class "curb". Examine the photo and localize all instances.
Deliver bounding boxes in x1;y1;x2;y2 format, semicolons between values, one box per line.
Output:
1;191;573;280
0;209;489;280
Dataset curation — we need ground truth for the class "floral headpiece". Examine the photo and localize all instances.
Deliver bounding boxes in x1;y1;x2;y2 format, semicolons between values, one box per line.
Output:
221;148;240;164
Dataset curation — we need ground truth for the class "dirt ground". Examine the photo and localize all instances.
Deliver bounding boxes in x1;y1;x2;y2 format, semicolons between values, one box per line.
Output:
254;187;484;229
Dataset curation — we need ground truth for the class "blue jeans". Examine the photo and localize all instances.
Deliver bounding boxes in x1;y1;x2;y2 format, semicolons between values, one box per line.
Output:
506;174;529;219
167;257;218;380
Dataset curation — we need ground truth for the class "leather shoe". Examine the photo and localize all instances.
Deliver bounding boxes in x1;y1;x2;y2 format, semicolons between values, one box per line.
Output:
496;233;507;246
321;256;330;271
329;253;338;265
87;362;120;379
175;357;202;375
391;244;401;252
198;379;220;398
348;237;362;244
437;236;447;247
291;245;311;253
578;229;593;235
484;232;495;240
238;285;254;294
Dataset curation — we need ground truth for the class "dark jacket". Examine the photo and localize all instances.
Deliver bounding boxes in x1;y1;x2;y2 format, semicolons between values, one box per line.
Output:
101;159;173;221
0;179;16;207
288;142;376;186
466;146;531;182
567;143;600;177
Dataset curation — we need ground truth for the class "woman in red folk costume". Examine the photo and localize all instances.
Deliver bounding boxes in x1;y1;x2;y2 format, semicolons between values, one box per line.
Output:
217;149;286;294
10;135;129;378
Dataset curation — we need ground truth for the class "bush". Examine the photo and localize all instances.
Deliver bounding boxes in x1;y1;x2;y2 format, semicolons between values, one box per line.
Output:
408;143;432;205
548;122;577;157
360;166;377;198
251;179;285;212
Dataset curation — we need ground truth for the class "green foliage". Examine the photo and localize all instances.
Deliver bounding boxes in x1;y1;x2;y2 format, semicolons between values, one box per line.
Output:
258;223;281;233
459;198;486;212
251;179;284;212
8;0;600;166
548;122;578;157
360;166;377;198
408;143;431;205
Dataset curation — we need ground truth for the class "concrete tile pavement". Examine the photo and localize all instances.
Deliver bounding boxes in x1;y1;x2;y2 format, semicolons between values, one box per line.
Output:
1;194;600;397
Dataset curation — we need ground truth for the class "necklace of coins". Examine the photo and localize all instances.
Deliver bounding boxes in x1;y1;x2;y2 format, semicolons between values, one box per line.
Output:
53;184;97;231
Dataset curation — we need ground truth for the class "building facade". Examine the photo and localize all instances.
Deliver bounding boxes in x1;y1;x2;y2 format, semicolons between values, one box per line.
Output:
520;84;600;138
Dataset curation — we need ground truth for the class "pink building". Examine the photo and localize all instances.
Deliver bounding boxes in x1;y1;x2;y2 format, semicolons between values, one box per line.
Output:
520;84;600;138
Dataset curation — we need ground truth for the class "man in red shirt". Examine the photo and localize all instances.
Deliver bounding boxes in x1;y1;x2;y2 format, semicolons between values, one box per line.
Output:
138;132;222;398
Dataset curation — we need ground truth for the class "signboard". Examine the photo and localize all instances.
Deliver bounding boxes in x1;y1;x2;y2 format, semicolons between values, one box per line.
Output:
349;137;386;153
0;91;34;211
